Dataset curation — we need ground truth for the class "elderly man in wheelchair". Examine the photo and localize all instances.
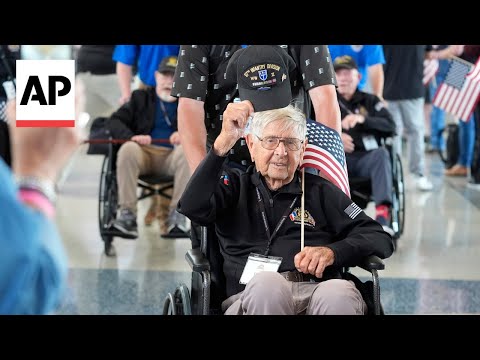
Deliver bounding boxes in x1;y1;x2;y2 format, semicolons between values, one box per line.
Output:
105;55;191;238
334;55;397;237
177;93;394;315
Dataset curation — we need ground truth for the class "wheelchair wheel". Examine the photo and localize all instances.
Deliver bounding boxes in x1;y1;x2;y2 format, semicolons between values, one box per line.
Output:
98;156;118;257
162;283;192;315
391;153;405;238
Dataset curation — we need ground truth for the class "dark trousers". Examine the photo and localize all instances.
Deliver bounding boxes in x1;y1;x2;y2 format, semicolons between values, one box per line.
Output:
346;148;392;206
471;105;480;183
0;120;11;167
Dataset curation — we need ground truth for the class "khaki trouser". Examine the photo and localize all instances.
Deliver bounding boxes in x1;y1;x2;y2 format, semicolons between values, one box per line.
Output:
116;141;190;216
223;272;367;315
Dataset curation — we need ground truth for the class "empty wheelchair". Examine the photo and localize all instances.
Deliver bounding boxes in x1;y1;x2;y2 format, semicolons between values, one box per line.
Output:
87;117;174;257
349;136;405;241
163;225;386;316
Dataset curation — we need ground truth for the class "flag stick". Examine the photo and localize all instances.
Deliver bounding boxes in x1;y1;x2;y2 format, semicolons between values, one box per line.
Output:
301;168;305;250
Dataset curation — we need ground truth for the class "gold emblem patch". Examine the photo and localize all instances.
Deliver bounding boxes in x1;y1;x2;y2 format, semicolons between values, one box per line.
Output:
289;207;316;227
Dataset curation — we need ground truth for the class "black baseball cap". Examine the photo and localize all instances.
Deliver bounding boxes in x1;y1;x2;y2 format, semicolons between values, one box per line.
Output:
226;45;296;112
158;55;178;74
333;55;359;71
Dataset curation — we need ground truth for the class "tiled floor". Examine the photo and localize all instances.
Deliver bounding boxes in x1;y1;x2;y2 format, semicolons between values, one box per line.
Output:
54;144;480;315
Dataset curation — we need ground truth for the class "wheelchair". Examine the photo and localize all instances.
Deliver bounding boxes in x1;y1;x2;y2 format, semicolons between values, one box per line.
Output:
87;117;174;257
163;224;386;316
348;136;405;241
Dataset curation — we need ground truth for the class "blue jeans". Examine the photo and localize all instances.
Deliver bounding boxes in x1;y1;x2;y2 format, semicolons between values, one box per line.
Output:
429;76;446;151
458;115;476;167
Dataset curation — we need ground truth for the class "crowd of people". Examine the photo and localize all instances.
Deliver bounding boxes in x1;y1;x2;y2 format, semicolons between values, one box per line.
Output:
0;44;478;315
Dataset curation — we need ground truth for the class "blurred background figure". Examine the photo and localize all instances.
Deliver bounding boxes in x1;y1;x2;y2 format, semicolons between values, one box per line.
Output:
1;97;81;315
75;45;120;129
21;45;73;60
0;44;20;167
460;45;480;189
427;45;465;155
443;45;479;179
328;45;385;99
383;45;434;191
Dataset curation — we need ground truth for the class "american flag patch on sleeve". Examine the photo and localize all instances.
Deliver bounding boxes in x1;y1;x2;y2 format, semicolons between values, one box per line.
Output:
344;202;362;219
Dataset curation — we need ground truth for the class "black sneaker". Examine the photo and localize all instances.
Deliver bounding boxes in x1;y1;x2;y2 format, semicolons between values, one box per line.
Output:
112;209;138;238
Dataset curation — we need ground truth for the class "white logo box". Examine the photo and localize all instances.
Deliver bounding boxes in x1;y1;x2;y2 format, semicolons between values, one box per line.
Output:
16;60;75;127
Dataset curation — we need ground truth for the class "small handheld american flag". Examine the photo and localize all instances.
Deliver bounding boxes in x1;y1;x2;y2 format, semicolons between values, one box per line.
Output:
301;119;350;198
433;57;480;122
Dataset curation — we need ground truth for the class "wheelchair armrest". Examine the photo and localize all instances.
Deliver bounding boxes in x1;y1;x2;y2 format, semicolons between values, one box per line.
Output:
358;255;385;272
185;248;210;273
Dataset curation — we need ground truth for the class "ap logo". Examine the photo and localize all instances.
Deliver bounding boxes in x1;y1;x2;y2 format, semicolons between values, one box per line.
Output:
16;60;75;127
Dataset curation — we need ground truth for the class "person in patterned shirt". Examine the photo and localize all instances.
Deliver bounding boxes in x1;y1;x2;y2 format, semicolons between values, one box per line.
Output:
172;45;341;173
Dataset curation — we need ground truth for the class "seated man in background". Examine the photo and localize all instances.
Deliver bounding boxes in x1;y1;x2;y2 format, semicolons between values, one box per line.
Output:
177;50;394;315
106;55;190;238
335;56;397;236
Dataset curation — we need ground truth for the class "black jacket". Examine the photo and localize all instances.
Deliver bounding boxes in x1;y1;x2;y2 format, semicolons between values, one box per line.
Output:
178;150;394;298
338;90;396;152
105;87;177;139
0;45;20;99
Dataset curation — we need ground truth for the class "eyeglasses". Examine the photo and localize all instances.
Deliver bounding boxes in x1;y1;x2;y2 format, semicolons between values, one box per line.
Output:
256;135;304;151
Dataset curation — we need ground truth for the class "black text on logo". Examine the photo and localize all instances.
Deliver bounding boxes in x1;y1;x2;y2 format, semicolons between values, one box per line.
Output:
20;75;71;105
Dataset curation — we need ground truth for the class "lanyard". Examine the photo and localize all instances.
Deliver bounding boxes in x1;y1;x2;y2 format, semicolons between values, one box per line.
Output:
255;187;298;256
159;100;172;127
337;97;353;115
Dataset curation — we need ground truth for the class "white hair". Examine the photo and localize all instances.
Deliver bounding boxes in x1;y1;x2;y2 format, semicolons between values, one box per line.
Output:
251;105;307;140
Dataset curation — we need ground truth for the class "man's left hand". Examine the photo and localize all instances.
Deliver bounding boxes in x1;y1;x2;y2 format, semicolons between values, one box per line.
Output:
341;114;365;130
294;246;335;279
169;131;181;145
131;135;152;145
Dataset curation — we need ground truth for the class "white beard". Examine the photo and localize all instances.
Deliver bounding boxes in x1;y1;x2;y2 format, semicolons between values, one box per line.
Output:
158;91;176;103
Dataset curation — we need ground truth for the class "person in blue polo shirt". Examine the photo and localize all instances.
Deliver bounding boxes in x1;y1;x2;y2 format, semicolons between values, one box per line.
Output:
113;45;180;105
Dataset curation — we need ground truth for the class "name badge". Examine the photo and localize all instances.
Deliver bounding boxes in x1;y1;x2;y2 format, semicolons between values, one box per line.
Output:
239;253;282;285
362;135;379;151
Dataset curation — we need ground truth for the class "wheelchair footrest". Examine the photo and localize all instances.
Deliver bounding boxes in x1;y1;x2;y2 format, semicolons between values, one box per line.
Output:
101;228;137;239
161;225;190;239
